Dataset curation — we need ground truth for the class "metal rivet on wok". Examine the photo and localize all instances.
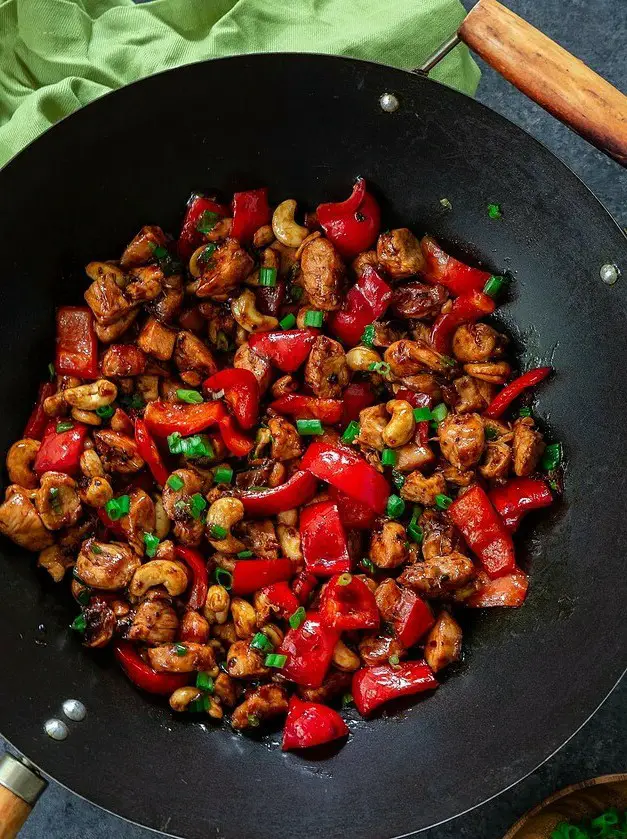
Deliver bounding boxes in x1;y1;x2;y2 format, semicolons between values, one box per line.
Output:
600;263;620;285
379;92;399;113
44;719;69;741
62;699;87;722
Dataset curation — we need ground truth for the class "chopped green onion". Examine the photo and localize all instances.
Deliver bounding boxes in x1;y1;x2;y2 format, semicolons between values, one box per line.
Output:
290;285;303;302
196;210;219;234
341;420;360;444
96;405;115;419
304;310;324;327
279;313;296;330
105;495;130;521
408;521;423;543
198;243;217;264
519;406;532;417
77;587;91;607
143;532;160;558
264;653;287;668
487;202;502;219
210;524;228;540
297;419;324;436
189;694;211;714
167;474;184;491
431;403;448;424
413;407;432;422
251;632;274;654
368;361;391;376
247;714;260;728
361;324;375;347
149;242;182;277
174;643;188;657
342;693;354;707
361;557;375;574
541;442;562;471
439;198;452;211
119;392;145;411
90;544;102;555
56;421;73;433
215;568;232;590
289;606;306;629
237;550;253;558
382;448;397;466
435;493;453;510
214;466;233;484
196;672;215;693
189;493;207;520
259;266;277;287
48;362;56;381
71;614;86;633
389;654;400;666
485;426;498;441
167;432;183;453
391;469;405;490
168;432;214;459
484;274;508;297
386;494;405;519
48;486;61;512
337;573;352;586
176;389;203;404
441;356;456;367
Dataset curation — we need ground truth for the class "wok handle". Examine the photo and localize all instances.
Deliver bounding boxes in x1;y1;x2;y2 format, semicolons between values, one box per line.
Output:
0;753;46;838
458;0;627;166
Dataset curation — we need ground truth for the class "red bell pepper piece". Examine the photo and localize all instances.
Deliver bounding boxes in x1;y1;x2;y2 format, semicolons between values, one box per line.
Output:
24;381;56;440
55;306;99;379
484;367;552;419
328;485;378;530
341;381;375;425
278;612;339;687
231;187;271;244
114;642;189;695
231;558;294;596
352;661;438;716
301;442;390;514
260;582;300;619
430;290;495;353
420;235;492;296
177;192;229;261
240;471;318;517
248;329;317;373
467;568;529;607
330;266;392;346
134;418;169;487
216;413;254;457
282;695;349;751
317;179;381;260
448;484;516;579
489;477;553;532
34;422;88;476
392;588;434;647
143;400;224;437
320;573;379;630
300;500;351;577
256;279;286;318
292;570;318;605
174;546;208;611
203;368;259;430
269;394;343;425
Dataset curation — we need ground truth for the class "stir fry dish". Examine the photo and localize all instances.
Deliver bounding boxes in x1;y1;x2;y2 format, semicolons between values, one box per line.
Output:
0;182;562;751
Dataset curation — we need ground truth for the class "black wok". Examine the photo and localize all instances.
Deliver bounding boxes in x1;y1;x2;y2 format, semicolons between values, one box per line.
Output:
0;7;626;839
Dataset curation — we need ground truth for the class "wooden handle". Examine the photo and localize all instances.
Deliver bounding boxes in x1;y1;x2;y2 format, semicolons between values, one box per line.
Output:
0;754;46;839
458;0;627;166
0;786;31;839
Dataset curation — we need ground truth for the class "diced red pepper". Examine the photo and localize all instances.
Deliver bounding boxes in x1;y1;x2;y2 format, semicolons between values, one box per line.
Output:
341;381;375;425
484;367;552;419
231;558;293;596
97;506;125;539
269;394;343;425
204;368;259;430
278;612;340;687
260;582;300;619
328;485;378;530
292;571;318;605
24;381;56;441
392;588;434;647
173;546;207;611
282;695;349;751
420;235;492;296
216;413;254;457
134;418;169;487
467;568;529;607
114;642;189;695
34;421;88;476
248;329;317;373
256;279;286;318
143;400;225;437
448;484;516;579
352;661;438;716
231;188;271;244
330;265;392;346
240;471;318;518
177;193;229;261
317;179;381;260
300;501;351;577
301;442;390;514
431;290;495;353
320;574;379;630
55;306;99;379
489;477;553;532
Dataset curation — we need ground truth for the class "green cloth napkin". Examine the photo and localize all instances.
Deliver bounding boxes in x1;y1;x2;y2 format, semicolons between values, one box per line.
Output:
0;0;480;167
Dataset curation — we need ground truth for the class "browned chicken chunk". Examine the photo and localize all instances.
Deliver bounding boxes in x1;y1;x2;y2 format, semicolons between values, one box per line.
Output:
376;228;425;278
438;413;485;470
304;335;349;398
300;237;343;311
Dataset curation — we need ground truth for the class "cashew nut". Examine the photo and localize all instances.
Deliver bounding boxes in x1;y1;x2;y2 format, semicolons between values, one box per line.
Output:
271;199;308;248
260;623;284;648
231;289;278;333
383;400;416;448
206;497;245;554
38;545;72;583
252;224;275;249
332;640;361;672
204;584;231;625
43;392;68;417
231;597;257;639
346;346;383;372
6;439;40;489
63;379;118;411
80;449;105;478
277;508;298;526
277;523;302;561
129;559;189;598
463;361;511;384
71;408;101;426
80;476;113;508
189;245;211;278
169;686;204;712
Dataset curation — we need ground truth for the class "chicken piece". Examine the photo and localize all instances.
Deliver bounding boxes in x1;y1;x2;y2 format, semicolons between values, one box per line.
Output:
196;239;254;300
424;611;463;672
101;345;147;378
371;321;406;348
161;468;205;546
268;416;302;462
147;642;216;673
399;552;475;597
37;545;74;582
150;287;184;324
394;374;442;403
395;440;436;473
84;265;131;325
438;413;485;470
6;439;40;489
391;281;449;319
93;429;145;473
385;339;454;377
120;225;167;268
179;610;210;644
57;517;97;553
127;599;179;645
453;375;490;413
213;672;238;707
82;599;116;648
376;228;425;278
512;417;545;477
94;308;139;344
420;510;461;562
35;472;82;531
374;578;402;622
125;265;163;304
351;250;378;278
300;237;343;311
401;470;447;507
356;404;388;452
298;669;352;703
359;634;406;666
240;520;279;559
137;317;177;361
231;684;289;730
75;539;140;590
174;330;218;378
119;488;156;556
370;521;409;569
233;342;273;395
479;440;512;480
0;486;54;551
304;335;349;398
440;464;474;487
452;322;506;363
226;640;269;679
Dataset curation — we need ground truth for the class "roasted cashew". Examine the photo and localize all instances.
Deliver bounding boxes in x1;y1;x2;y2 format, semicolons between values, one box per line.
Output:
271;199;308;248
346;346;383;372
206;497;245;553
43;392;68;417
71;408;101;426
189;245;212;278
169;686;204;712
260;623;284;648
231;597;257;639
129;559;189;598
80;449;105;478
6;439;40;489
463;361;511;384
382;400;416;448
204;584;231;624
86;260;127;289
80;476;113;508
277;523;302;561
231;289;278;333
252;224;274;249
332;640;361;672
63;379;118;411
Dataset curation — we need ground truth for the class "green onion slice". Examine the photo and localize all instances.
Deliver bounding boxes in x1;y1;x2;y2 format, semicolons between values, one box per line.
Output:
167;474;185;491
368;361;391;376
143;532;160;557
413;407;432;422
70;614;86;633
519;406;532;417
196;672;215;693
96;405;115;419
382;448;397;466
541;442;562;471
487;202;502;219
431;403;448;423
251;632;274;654
210;524;228;540
174;643;188;657
386;494;405;519
264;653;287;668
56;421;74;433
48;362;56;381
259;266;277;287
296;419;323;436
189;493;207;520
361;557;375;573
279;313;296;330
484;274;508;297
289;606;306;629
105;495;130;521
337;573;352;587
304;310;324;327
214;466;233;484
341;420;360;444
361;324;375;347
176;389;203;404
215;568;232;590
237;550;253;558
435;493;453;510
196;210;219;234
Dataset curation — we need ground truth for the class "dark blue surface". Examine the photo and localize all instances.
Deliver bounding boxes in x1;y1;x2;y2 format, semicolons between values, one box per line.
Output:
2;0;625;836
